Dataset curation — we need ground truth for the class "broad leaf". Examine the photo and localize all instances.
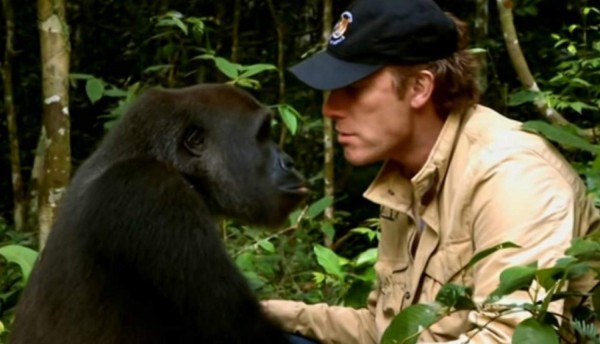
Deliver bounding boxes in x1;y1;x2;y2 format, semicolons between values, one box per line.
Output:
566;238;600;260
351;227;378;241
435;284;475;310
344;280;373;309
214;57;239;79
321;222;335;243
508;89;540;106
258;239;275;253
381;303;442;344
512;318;559;344
488;263;538;301
103;88;129;98
278;105;299;135
458;242;519;275
522;121;600;154
306;196;333;219
0;245;38;282
313;244;345;280
239;64;277;78
535;267;565;290
69;73;94;80
354;248;378;267
86;78;104;104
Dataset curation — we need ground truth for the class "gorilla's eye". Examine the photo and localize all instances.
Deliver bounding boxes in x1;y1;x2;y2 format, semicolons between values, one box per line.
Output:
184;126;205;155
257;118;271;142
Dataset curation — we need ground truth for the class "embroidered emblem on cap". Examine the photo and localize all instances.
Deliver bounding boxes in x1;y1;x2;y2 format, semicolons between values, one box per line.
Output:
329;11;353;46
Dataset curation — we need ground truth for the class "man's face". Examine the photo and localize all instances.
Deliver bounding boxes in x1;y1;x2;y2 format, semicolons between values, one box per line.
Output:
323;67;414;166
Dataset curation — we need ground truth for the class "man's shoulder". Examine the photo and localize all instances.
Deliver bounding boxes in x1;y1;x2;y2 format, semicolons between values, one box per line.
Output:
454;105;580;180
460;105;553;155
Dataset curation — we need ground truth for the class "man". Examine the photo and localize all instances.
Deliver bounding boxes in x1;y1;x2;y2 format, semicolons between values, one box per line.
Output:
263;0;600;343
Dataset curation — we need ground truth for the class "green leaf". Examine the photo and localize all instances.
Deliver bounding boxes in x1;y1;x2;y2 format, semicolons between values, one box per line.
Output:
380;303;443;344
242;270;265;291
234;78;261;89
313;244;345;280
288;209;303;224
103;88;129;98
459;242;519;275
522;121;600;154
306;196;333;219
535;267;565;290
185;17;206;33
566;238;600;260
321;222;335;243
157;16;188;35
488;263;538;301
435;284;474;310
85;78;105;104
214;57;240;80
354;248;378;267
508;89;540;106
351;227;378;241
344;280;373;309
278;105;299;135
512;318;559;344
258;239;275;253
235;251;254;271
69;73;94;80
566;262;590;280
143;64;173;73
467;47;487;55
238;64;277;78
0;245;39;282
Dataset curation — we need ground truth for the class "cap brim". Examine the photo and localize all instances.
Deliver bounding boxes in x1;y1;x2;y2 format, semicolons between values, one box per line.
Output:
289;51;383;91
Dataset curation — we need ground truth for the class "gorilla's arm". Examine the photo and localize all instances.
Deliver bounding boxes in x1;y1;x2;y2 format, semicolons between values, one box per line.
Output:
77;158;288;343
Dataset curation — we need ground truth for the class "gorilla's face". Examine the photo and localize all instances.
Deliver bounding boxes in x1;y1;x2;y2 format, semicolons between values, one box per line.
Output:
173;85;309;227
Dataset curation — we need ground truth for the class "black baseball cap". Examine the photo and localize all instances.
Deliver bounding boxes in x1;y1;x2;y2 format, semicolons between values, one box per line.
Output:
289;0;458;91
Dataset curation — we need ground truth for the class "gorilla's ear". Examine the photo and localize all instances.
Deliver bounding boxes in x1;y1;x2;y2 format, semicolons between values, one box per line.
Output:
183;126;205;156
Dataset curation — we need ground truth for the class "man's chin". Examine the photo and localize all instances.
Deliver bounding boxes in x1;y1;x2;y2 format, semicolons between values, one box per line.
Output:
344;151;379;166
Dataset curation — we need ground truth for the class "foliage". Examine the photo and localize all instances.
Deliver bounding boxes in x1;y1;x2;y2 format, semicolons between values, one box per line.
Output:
382;237;600;343
0;219;37;342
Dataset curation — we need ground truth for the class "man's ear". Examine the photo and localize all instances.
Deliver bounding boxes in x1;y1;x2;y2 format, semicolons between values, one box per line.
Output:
409;70;434;109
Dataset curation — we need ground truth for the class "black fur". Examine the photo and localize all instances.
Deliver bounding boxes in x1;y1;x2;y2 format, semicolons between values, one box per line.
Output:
9;84;307;344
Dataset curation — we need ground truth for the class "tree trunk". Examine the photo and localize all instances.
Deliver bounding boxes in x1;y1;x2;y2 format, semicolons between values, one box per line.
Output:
2;0;25;231
27;128;47;233
231;0;241;63
38;0;71;249
473;0;489;94
322;0;334;247
266;0;288;146
496;0;567;125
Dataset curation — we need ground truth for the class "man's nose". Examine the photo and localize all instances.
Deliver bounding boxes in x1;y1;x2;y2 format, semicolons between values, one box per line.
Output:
322;91;343;119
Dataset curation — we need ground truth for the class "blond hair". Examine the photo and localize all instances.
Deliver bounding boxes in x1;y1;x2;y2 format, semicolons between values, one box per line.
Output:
391;13;480;117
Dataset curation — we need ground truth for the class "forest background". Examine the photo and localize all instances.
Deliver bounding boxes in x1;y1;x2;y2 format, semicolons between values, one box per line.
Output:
0;0;599;342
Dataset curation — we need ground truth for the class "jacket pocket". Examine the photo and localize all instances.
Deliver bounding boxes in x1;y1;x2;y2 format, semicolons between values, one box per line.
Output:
377;262;410;317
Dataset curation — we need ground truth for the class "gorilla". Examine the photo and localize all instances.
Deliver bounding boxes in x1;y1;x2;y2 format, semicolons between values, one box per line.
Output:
9;84;308;344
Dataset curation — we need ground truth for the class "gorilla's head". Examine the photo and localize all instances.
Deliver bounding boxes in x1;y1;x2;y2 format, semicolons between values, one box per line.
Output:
102;84;309;227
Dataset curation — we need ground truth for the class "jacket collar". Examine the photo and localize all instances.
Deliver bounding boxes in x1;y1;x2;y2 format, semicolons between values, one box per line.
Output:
363;106;473;215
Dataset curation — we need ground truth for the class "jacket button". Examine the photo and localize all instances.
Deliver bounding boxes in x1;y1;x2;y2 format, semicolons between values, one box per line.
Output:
404;291;411;300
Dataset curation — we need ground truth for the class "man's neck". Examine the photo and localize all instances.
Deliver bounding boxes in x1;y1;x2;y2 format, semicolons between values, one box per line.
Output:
394;106;445;178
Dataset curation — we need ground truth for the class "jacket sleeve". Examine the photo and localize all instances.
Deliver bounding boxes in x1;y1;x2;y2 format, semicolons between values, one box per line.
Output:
442;148;582;343
262;290;379;344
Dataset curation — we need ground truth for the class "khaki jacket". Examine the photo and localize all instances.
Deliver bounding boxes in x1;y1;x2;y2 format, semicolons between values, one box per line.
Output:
264;105;600;343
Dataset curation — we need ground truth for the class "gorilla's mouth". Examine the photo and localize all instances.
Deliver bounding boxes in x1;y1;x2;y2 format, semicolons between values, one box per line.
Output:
280;184;311;195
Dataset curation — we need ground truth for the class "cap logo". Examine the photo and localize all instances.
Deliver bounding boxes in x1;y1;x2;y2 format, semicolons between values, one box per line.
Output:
329;11;353;46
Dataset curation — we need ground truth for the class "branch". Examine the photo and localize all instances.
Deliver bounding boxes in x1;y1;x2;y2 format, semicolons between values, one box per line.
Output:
496;0;598;140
